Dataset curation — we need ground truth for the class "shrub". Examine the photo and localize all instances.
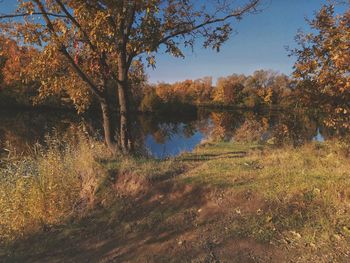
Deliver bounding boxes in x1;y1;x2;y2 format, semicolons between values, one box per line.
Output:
0;131;110;243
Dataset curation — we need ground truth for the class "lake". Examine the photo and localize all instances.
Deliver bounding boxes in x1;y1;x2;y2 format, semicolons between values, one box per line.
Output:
0;108;336;159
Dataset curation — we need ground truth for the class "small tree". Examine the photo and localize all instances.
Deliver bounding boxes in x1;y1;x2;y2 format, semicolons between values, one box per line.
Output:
0;0;261;153
292;4;350;130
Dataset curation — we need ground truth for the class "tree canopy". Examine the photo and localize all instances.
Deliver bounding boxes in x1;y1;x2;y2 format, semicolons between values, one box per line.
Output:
292;4;350;130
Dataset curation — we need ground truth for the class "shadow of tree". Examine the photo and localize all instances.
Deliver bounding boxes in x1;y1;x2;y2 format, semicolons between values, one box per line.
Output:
180;151;247;162
2;163;208;263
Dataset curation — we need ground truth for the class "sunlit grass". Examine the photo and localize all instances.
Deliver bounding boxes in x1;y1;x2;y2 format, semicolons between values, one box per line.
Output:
0;132;111;242
178;140;350;250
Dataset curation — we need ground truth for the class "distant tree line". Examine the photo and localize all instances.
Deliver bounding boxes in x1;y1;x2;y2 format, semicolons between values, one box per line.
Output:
140;70;295;112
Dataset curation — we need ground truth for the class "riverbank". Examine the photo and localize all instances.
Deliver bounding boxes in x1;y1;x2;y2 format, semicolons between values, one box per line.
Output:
1;140;350;262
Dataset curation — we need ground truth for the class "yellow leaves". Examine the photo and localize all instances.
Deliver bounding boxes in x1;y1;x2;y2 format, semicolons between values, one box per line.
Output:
264;88;273;104
333;54;340;60
212;85;224;102
335;108;348;114
19;1;35;15
22;44;94;111
146;55;156;68
293;5;350;131
345;81;350;90
294;63;310;73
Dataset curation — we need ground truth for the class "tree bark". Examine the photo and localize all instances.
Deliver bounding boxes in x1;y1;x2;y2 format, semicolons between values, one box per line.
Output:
116;49;134;154
117;81;133;153
100;99;117;153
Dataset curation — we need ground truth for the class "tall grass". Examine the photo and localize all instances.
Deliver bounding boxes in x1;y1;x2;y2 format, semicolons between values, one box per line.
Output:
0;130;111;243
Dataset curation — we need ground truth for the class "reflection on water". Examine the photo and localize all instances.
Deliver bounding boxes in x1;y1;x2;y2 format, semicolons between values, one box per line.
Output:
0;108;343;159
142;109;331;158
313;129;325;142
145;123;203;158
0;110;81;157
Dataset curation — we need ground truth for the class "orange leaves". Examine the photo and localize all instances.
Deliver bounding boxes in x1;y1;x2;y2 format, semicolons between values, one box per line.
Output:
152;78;213;105
261;88;273;104
212;74;247;104
0;37;36;85
292;4;350;131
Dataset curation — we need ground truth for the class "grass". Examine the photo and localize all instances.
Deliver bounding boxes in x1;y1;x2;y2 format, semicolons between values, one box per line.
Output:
178;141;350;254
1;138;350;262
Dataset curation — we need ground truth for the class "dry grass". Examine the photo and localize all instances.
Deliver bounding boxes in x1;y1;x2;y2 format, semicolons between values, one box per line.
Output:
0;131;111;243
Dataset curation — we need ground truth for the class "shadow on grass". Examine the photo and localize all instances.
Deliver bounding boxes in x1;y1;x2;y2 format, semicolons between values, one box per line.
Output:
180;151;248;162
1;163;207;263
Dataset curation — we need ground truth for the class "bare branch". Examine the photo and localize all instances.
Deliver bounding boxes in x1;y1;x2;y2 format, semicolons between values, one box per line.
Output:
157;0;260;47
0;12;66;19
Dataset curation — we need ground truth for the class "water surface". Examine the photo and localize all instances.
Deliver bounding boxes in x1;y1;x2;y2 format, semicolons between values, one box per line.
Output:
0;109;336;159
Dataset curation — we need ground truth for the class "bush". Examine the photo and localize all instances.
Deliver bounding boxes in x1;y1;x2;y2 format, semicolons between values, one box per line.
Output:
0;131;111;243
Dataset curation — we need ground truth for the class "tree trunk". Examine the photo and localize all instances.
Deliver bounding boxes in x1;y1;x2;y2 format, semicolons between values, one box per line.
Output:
118;81;132;154
100;100;117;153
117;50;134;154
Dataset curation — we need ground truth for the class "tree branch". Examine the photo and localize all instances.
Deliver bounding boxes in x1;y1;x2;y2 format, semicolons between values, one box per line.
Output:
0;12;66;19
54;0;95;52
33;0;104;100
157;0;260;47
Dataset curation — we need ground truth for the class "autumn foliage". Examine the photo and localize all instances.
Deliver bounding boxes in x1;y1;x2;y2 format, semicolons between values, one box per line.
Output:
292;5;350;130
0;37;39;106
141;70;293;112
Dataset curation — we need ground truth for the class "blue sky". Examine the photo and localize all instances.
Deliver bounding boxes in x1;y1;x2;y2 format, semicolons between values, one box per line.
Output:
0;0;347;83
148;0;347;83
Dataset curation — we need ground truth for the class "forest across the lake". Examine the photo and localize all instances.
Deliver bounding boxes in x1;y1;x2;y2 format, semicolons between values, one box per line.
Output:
0;1;349;262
